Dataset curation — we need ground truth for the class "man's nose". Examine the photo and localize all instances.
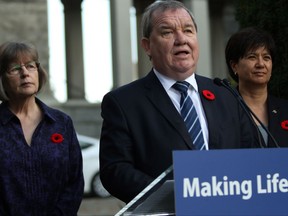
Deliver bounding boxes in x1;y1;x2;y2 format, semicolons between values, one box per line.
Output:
174;31;187;45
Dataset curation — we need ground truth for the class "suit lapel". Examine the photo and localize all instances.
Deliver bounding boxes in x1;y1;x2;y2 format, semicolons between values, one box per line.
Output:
195;75;219;148
143;71;194;149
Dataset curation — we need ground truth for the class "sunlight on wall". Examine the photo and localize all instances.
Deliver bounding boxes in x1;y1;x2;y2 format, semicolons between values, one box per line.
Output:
47;0;66;102
82;0;113;103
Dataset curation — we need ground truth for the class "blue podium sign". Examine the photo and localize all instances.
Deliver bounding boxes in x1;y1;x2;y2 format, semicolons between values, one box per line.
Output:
173;148;288;215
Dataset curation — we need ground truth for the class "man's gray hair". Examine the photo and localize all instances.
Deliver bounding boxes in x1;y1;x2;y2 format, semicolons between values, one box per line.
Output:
141;0;197;38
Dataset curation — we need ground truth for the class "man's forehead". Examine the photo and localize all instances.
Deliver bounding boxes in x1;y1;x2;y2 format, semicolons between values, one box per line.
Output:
152;9;193;26
153;8;191;19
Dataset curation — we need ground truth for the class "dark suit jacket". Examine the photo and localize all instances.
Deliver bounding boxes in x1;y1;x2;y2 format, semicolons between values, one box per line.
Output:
267;95;288;147
100;71;256;203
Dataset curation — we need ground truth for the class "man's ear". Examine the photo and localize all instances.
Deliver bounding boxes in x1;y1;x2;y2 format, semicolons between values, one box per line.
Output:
141;37;151;57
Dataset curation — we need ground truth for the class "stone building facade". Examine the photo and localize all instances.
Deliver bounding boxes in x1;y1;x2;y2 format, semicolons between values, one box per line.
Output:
0;0;239;138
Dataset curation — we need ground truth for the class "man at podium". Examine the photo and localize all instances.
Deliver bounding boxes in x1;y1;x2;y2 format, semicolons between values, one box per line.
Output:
100;0;257;204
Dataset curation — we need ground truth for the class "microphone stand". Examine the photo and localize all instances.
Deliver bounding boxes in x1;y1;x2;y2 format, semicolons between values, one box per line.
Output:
214;78;279;148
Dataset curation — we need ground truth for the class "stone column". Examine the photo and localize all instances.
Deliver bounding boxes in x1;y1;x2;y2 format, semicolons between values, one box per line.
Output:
110;0;134;88
133;0;154;78
184;0;212;78
210;2;239;79
61;0;85;100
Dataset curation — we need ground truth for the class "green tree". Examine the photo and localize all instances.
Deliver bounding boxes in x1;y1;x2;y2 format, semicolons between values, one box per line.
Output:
234;0;288;99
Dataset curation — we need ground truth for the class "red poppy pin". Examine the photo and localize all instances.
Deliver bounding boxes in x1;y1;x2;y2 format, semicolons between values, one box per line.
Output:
202;90;215;101
51;133;64;143
281;120;288;131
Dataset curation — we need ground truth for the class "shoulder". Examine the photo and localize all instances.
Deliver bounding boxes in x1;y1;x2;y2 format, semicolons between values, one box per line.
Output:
268;94;288;115
195;74;221;89
103;70;159;99
195;74;233;98
268;94;288;107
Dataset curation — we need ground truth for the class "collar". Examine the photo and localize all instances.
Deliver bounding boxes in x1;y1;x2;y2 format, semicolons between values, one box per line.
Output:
153;68;198;92
0;98;56;125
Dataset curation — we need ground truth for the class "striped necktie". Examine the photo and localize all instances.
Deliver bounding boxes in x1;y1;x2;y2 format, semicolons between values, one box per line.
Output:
173;81;205;150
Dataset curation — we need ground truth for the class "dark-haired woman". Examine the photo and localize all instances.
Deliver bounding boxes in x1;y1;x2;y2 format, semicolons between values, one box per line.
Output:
225;27;288;148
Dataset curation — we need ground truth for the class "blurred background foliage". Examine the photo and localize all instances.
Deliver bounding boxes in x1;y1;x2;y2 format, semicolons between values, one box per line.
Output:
234;0;288;99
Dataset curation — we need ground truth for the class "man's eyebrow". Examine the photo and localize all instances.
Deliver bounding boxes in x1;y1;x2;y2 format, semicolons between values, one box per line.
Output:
159;25;172;29
183;22;195;28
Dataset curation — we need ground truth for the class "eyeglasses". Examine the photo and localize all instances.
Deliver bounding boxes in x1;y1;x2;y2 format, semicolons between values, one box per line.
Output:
7;61;39;75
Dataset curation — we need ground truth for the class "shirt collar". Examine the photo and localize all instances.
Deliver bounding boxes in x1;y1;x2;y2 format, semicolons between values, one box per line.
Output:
153;68;198;92
0;98;56;125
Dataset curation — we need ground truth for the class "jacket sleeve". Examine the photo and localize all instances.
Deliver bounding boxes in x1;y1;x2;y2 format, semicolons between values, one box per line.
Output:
100;93;153;203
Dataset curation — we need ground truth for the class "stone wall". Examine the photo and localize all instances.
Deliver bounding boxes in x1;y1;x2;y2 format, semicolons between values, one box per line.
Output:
0;0;103;139
0;0;48;71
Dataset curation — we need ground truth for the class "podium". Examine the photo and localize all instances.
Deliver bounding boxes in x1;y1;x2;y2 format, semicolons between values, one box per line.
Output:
115;166;175;216
116;148;288;215
126;180;175;215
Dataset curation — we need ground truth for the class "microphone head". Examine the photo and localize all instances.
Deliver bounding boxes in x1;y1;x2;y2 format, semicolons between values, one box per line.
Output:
222;79;231;86
213;78;223;86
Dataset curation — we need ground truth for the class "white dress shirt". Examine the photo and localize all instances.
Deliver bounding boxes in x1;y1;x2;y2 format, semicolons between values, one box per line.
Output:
154;69;209;150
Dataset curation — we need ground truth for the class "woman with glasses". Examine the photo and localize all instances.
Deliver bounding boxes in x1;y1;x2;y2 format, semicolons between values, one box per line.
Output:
0;41;84;215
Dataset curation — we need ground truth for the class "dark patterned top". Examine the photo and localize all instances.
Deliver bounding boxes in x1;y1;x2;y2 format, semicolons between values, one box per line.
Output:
0;98;84;216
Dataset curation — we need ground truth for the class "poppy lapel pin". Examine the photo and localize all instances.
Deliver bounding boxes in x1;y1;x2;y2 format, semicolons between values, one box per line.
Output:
202;90;215;101
281;120;288;131
51;133;64;144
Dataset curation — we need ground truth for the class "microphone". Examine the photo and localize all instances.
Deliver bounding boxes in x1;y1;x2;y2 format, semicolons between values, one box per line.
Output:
214;78;279;148
214;78;264;148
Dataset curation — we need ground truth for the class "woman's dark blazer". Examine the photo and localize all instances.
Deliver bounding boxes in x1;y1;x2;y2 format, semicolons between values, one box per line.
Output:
267;95;288;147
100;70;256;203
